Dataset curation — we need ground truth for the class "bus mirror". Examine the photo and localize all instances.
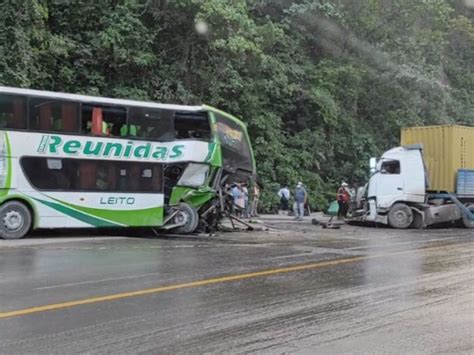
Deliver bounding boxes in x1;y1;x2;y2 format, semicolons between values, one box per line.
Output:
369;157;377;173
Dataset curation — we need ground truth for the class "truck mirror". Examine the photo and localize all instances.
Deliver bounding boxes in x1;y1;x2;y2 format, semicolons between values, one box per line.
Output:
369;157;377;173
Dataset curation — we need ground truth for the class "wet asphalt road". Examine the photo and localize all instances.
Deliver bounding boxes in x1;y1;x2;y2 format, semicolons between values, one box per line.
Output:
0;216;473;354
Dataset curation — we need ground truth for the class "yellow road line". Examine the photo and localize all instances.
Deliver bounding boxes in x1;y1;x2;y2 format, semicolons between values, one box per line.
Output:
0;243;461;320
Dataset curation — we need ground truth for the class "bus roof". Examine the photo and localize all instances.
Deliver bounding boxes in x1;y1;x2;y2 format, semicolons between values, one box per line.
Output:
0;86;204;112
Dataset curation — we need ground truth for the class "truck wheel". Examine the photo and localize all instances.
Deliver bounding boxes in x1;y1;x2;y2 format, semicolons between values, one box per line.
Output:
462;205;474;229
388;203;413;229
0;201;32;239
410;210;425;229
171;203;199;234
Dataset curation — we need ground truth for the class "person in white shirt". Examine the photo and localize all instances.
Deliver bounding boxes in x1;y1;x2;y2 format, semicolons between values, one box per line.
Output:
277;185;290;212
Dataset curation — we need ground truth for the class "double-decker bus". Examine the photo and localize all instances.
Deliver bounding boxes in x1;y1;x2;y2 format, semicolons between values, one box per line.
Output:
0;86;255;239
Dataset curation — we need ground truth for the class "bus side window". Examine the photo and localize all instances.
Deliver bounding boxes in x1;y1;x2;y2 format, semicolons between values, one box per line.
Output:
21;157;164;193
61;103;79;132
174;112;211;140
139;168;153;191
0;94;27;130
82;104;126;137
38;102;53;131
79;160;97;190
96;165;109;190
118;168;128;190
152;165;162;190
91;107;103;135
29;98;79;133
128;107;174;141
129;164;141;191
46;158;71;190
125;165;163;191
106;163;117;190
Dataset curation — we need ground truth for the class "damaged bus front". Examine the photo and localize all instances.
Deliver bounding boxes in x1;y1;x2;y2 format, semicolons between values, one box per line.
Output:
164;106;256;234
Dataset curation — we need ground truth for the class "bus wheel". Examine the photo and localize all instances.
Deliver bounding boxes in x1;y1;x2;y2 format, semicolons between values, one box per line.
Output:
388;203;413;229
0;201;32;239
462;205;474;229
172;203;199;234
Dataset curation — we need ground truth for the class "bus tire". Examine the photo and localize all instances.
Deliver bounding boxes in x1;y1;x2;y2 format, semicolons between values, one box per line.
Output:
388;203;413;229
0;201;32;239
462;205;474;229
172;203;199;234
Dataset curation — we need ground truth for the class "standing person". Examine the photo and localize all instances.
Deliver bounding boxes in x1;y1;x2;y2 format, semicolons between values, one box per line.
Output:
251;182;260;217
230;183;238;215
231;183;241;216
233;183;246;217
242;183;249;218
277;184;290;213
337;182;351;219
294;182;307;221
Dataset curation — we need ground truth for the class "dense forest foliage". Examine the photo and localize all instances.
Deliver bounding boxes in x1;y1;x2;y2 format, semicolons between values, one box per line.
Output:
1;0;473;210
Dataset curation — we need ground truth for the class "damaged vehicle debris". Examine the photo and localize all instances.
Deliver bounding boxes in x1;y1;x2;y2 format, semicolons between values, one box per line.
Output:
162;109;257;234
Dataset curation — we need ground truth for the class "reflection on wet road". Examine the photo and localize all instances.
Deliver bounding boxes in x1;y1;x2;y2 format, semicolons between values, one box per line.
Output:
0;218;473;353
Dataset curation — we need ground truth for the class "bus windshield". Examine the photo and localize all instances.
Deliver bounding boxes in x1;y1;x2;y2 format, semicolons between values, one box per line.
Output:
214;113;253;173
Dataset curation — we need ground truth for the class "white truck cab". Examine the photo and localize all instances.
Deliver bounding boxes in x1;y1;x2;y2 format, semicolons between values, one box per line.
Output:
368;146;426;210
358;145;473;229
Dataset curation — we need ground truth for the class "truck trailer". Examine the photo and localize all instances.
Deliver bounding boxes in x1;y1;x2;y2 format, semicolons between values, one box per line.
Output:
351;125;474;229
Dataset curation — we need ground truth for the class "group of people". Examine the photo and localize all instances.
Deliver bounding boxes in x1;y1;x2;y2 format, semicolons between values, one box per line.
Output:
229;179;353;221
277;181;353;221
277;182;308;221
230;182;260;218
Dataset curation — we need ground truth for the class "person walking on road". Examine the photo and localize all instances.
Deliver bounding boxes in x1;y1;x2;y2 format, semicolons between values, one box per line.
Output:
278;184;290;213
337;182;351;219
294;182;307;221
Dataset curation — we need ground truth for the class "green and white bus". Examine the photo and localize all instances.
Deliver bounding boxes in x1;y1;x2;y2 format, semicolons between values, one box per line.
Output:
0;86;255;239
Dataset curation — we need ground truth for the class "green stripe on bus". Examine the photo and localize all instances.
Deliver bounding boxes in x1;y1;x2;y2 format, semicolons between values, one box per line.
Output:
46;196;164;227
33;198;120;227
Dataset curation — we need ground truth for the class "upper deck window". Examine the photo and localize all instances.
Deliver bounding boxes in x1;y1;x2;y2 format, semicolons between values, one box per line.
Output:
174;112;211;140
82;104;126;137
29;97;79;133
0;94;27;130
128;107;174;141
